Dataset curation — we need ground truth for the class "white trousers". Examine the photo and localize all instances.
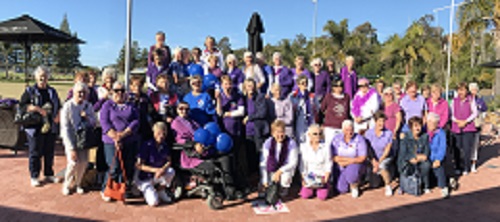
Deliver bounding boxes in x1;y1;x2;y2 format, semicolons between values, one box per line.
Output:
64;148;89;188
135;168;175;206
260;169;294;188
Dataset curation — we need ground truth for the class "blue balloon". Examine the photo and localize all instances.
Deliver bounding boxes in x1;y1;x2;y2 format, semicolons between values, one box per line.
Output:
216;133;233;153
207;133;217;146
193;129;210;146
203;74;218;90
204;122;221;137
188;64;204;76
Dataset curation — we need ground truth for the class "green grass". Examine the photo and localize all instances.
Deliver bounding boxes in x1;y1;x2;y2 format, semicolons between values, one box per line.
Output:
0;81;73;99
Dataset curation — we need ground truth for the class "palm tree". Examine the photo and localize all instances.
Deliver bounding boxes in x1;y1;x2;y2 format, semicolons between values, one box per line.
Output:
458;0;500;94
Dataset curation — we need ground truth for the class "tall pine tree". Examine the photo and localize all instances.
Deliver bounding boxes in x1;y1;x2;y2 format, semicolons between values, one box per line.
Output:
55;14;81;73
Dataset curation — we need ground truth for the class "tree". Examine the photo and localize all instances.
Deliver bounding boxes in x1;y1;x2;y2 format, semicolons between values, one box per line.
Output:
0;42;15;79
54;14;81;73
218;36;232;56
116;40;142;73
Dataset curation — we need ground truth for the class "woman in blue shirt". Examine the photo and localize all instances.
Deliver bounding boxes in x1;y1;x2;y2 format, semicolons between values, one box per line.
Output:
427;112;449;198
183;75;215;126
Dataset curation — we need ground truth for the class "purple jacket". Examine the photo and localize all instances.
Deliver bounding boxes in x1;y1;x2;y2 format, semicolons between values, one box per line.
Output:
225;67;245;89
273;66;294;98
99;100;139;144
291;68;312;92
147;63;169;87
313;70;331;100
340;66;357;99
219;90;244;136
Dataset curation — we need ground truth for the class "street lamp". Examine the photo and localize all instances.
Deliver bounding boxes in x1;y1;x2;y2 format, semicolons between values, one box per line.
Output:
312;0;318;56
433;0;473;101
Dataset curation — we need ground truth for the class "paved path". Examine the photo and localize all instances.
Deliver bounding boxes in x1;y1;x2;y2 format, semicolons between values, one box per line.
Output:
0;143;499;222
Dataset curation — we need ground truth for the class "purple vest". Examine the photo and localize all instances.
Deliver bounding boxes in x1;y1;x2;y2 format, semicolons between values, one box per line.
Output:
267;137;290;172
451;97;477;133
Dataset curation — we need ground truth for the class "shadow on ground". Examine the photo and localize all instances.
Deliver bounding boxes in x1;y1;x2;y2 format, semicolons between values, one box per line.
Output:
0;205;101;222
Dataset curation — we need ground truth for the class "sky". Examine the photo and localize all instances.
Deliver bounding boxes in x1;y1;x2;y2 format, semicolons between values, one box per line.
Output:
0;0;467;68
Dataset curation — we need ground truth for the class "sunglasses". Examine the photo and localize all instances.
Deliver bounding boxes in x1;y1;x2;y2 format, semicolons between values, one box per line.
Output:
191;81;201;85
178;107;189;111
299;81;308;86
312;132;322;136
358;84;368;88
313;64;321;67
113;89;125;93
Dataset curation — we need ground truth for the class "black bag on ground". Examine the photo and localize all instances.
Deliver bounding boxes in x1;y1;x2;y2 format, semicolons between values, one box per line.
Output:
265;182;280;206
400;164;422;196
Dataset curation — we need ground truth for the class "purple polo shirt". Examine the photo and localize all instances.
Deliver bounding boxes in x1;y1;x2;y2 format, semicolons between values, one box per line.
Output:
99;100;139;144
137;139;170;180
364;128;393;159
313;71;331;99
400;94;427;124
340;66;357;99
227;67;245;89
220;91;244;136
331;133;367;158
246;98;256;136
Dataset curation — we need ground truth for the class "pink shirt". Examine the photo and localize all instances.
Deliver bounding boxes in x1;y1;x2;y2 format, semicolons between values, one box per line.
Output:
384;102;401;133
427;98;450;129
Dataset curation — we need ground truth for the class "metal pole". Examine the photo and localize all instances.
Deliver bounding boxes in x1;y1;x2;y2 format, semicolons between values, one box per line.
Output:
125;0;132;90
445;0;455;101
313;0;318;56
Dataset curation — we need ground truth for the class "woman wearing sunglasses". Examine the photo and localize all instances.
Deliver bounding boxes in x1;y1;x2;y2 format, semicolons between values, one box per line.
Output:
183;75;216;127
351;78;380;134
291;75;320;144
320;80;350;149
99;81;139;202
299;124;331;200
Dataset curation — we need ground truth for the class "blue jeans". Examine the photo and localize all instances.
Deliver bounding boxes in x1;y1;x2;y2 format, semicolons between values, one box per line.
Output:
432;165;447;188
101;141;138;192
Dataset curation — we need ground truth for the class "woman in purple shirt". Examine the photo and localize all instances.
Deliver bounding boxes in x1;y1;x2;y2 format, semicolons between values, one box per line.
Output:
451;82;478;175
310;58;331;102
291;56;312;92
99;82;139;202
339;56;357;99
331;120;367;198
224;54;245;92
399;81;427;132
364;112;394;197
135;122;175;207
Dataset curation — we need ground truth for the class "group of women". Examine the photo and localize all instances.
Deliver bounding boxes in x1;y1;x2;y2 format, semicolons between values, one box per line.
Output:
19;34;487;207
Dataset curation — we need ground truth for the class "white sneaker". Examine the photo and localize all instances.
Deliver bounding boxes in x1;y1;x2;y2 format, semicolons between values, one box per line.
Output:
101;192;111;202
76;187;85;195
351;187;359;198
424;189;431;194
462;171;469;176
30;178;41;187
158;190;172;203
45;176;60;183
441;187;449;198
471;165;478;173
62;187;71;196
385;185;393;197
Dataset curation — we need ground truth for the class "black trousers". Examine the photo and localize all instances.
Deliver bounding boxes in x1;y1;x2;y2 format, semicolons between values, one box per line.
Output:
28;132;55;179
245;135;265;176
453;132;475;172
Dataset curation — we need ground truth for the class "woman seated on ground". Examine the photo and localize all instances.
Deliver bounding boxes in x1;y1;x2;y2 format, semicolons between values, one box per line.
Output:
135;122;176;207
364;111;394;197
260;120;299;198
398;116;431;194
427;112;449;198
299;124;331;200
331;120;367;198
60;82;97;195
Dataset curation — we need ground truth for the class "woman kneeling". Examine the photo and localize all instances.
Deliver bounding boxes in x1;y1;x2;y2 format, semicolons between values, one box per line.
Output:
135;122;175;207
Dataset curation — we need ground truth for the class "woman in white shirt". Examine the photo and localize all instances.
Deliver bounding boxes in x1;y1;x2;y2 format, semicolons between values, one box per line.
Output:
260;120;298;197
60;82;97;195
242;51;266;91
299;124;332;200
351;78;380;134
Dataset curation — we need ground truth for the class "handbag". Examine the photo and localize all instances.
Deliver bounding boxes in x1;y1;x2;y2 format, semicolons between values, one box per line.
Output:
103;149;127;201
75;111;99;150
14;107;42;126
400;164;422;196
264;182;280;207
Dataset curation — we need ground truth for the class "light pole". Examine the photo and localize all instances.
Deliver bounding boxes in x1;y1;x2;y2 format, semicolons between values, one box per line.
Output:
433;0;472;101
312;0;318;56
125;0;132;90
